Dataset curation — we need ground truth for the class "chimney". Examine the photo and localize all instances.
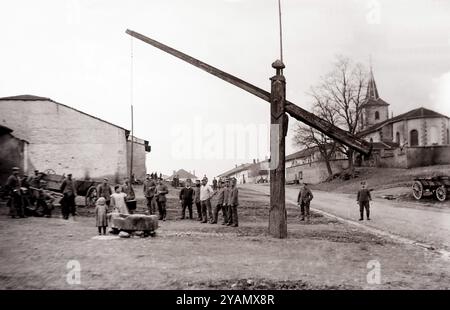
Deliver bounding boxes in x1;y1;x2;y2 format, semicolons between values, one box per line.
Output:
253;159;256;164
235;164;238;168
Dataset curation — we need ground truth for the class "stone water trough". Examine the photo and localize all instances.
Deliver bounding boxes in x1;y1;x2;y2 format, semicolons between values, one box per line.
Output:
108;213;158;237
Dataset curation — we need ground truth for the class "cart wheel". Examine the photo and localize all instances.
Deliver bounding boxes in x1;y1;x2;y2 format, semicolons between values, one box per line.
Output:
435;186;447;202
412;181;423;200
85;186;97;207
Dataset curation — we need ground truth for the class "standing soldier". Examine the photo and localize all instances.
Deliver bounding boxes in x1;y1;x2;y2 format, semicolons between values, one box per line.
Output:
228;178;239;227
122;178;136;214
357;181;372;221
212;179;228;224
28;169;42;206
200;177;214;223
297;183;314;223
179;179;194;219
97;178;112;206
212;177;218;191
5;167;24;218
156;178;169;221
60;173;77;220
194;179;202;221
143;174;156;215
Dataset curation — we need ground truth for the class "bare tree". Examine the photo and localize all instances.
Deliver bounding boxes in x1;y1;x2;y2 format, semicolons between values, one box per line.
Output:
311;55;367;173
293;91;338;177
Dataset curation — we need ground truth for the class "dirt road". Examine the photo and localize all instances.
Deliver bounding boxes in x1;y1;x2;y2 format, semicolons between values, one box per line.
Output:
247;184;450;252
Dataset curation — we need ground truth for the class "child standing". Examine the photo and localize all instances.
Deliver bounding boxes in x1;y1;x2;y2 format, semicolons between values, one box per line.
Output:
95;197;108;235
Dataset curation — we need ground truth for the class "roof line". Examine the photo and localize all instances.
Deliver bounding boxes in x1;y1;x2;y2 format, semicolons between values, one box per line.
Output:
0;94;149;143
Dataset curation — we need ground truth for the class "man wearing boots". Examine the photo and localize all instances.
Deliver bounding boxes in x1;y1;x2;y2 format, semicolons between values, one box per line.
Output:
357;181;372;221
179;179;194;219
297;183;313;223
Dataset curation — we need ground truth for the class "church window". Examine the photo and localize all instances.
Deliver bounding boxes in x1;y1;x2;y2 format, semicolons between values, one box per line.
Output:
375;111;380;120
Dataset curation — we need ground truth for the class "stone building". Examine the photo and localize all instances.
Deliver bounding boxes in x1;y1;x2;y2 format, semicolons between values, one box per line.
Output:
357;69;450;168
0;95;150;182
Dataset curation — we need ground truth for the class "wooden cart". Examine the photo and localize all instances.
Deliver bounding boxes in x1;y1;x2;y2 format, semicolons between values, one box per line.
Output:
412;176;450;202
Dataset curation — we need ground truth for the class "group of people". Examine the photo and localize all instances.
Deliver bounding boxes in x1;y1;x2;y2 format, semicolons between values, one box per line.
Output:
3;167;56;218
178;176;239;227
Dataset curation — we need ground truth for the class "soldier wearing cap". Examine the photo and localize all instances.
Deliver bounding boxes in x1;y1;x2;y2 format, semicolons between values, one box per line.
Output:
212;179;228;224
143;174;157;215
97;178;112;207
227;178;239;227
60;173;77;220
297;182;314;223
5;167;24;218
193;179;202;221
156;178;169;221
357;181;372;221
179;178;194;219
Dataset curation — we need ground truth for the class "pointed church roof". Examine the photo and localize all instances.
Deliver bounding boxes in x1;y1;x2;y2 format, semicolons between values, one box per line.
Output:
362;68;389;107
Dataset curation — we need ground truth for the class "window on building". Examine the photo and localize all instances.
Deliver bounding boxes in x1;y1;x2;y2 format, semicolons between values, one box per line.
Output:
396;132;400;143
375;111;380;120
410;129;419;146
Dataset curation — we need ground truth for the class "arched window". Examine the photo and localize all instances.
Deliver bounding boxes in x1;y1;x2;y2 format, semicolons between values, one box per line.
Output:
396;132;400;143
410;129;419;146
375;111;380;120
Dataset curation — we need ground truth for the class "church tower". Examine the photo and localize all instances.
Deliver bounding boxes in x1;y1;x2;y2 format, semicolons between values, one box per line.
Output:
359;67;390;131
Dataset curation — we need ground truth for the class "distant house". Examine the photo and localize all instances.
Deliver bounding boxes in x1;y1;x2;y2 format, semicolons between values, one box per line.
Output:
167;169;198;182
217;163;255;184
0;95;151;181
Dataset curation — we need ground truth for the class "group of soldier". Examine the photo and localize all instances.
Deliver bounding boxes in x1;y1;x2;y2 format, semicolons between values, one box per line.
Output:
143;175;239;227
3;167;56;218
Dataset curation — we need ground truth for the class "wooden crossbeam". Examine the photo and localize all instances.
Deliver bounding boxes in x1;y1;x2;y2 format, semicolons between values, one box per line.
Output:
125;29;372;156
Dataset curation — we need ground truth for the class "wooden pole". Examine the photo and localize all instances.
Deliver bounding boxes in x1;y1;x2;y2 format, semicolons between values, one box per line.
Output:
268;60;288;239
130;105;134;182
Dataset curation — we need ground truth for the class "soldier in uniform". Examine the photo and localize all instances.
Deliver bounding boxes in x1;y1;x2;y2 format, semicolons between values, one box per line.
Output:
60;173;77;220
357;181;372;221
212;179;228;224
156;178;169;221
5;167;24;218
179;179;194;219
143;174;156;215
228;178;239;227
193;179;202;221
96;178;112;206
28;169;42;206
297;182;314;222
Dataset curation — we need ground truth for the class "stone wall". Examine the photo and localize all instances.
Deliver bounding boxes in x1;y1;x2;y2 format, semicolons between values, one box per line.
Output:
0;99;132;180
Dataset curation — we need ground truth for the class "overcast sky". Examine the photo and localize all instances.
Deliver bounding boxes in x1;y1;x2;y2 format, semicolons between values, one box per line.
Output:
1;0;449;178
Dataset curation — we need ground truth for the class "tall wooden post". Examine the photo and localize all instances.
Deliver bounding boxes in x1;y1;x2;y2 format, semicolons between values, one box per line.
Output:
269;60;288;239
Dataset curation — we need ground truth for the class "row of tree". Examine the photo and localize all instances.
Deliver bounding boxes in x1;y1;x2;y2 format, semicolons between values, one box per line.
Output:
293;55;369;177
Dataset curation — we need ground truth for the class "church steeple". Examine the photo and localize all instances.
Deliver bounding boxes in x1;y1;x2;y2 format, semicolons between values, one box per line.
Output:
366;67;380;100
359;65;390;131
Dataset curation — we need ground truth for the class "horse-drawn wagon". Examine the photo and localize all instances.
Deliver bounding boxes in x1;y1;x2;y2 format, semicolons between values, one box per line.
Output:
412;175;449;202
